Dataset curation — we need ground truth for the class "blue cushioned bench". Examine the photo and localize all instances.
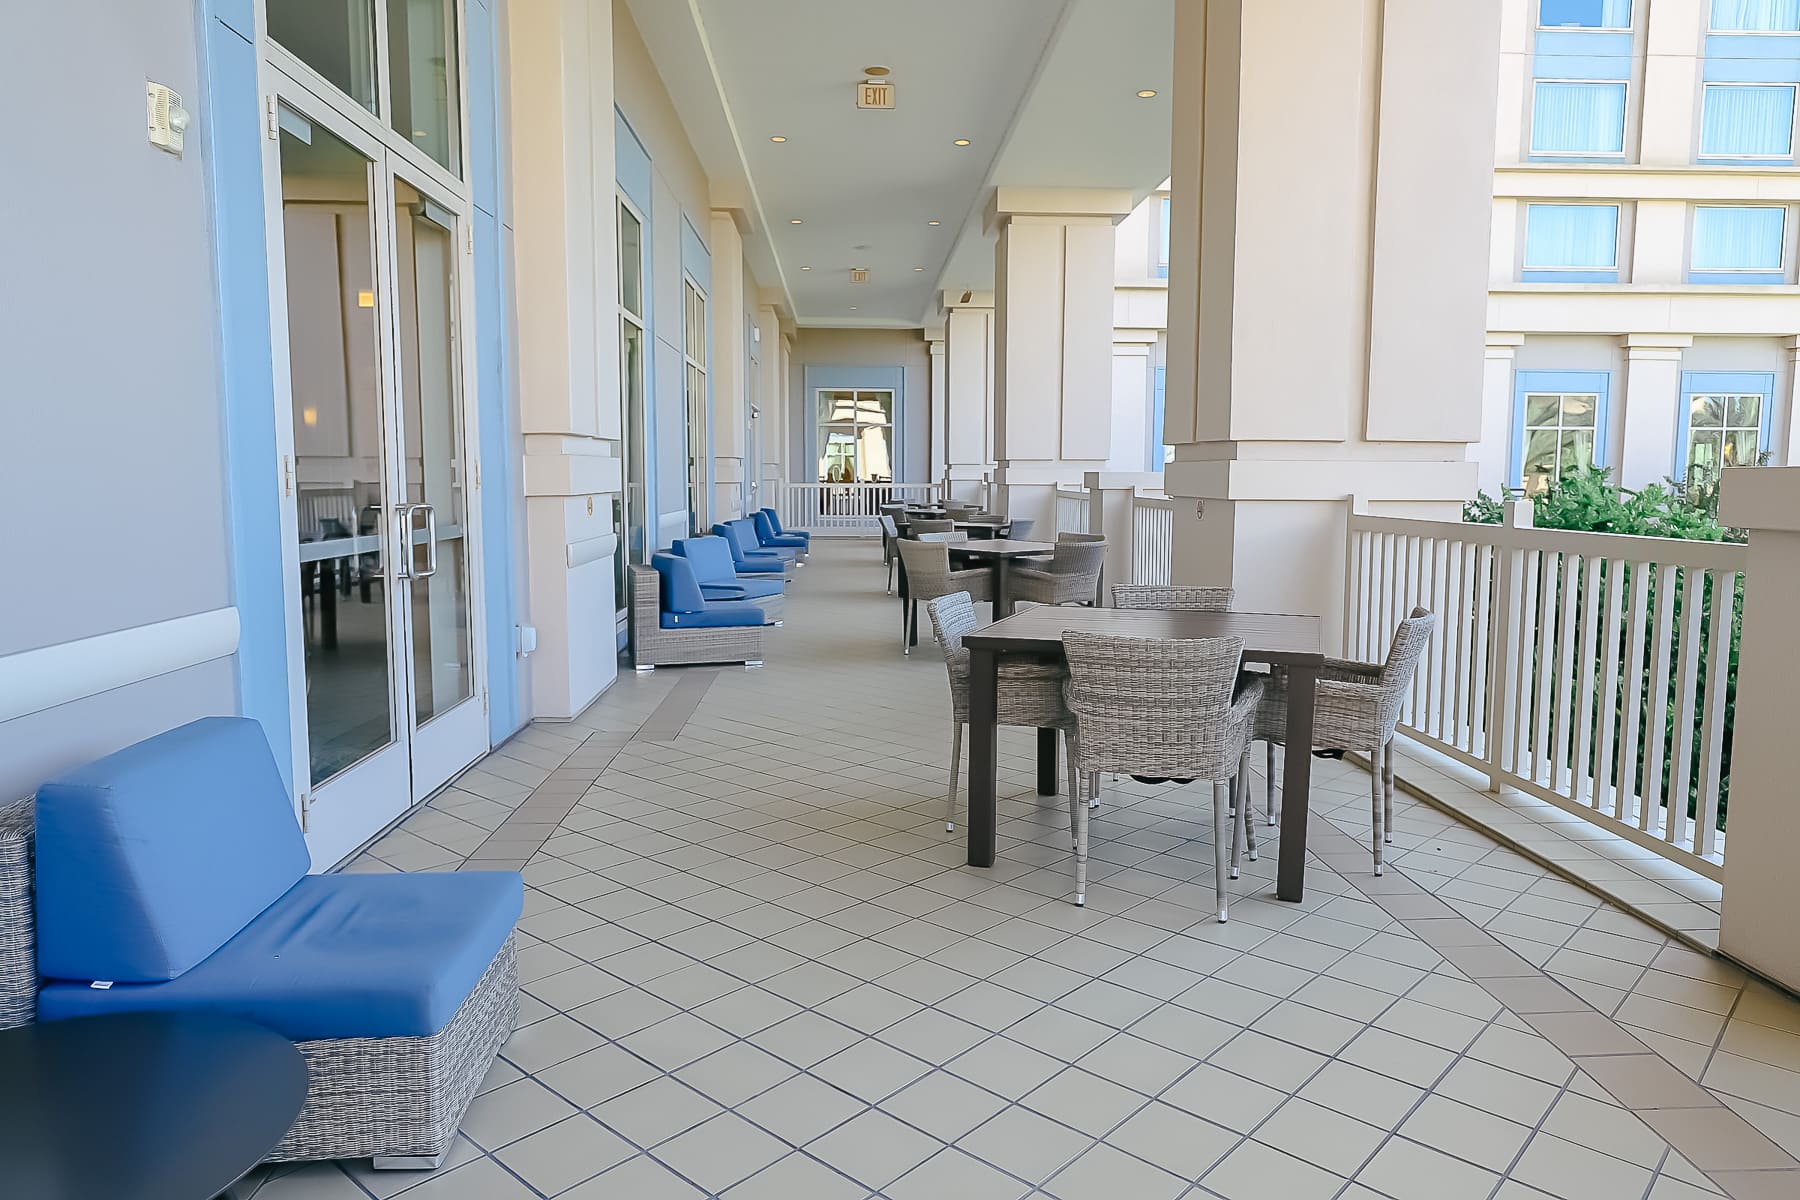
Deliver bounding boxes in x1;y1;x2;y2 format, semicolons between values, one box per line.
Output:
631;560;765;670
675;535;784;624
0;716;522;1172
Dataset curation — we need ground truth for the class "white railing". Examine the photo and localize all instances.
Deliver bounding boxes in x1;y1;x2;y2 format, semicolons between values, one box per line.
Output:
1132;496;1174;585
1056;488;1089;535
773;482;941;535
1347;506;1745;879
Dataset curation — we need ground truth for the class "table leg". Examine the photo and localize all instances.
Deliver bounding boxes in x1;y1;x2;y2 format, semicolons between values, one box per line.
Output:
1037;727;1058;796
993;558;1012;618
968;647;999;868
1277;662;1318;902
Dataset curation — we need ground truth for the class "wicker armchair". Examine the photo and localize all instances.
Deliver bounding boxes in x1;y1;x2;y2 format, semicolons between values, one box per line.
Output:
926;594;1087;900
630;564;763;670
880;514;901;593
1256;607;1437;874
896;538;991;654
1063;633;1263;922
911;518;956;536
1111;585;1235;611
1001;517;1034;541
1010;538;1107;608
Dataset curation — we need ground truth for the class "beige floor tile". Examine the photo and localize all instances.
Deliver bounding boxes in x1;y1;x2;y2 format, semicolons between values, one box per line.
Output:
1204;1139;1345;1200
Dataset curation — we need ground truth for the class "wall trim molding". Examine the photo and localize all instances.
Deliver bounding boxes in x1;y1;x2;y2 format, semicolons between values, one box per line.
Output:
0;609;241;724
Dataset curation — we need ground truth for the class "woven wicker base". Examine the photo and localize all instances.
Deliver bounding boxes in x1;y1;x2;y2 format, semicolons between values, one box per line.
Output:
0;799;35;1032
631;565;764;667
269;937;519;1163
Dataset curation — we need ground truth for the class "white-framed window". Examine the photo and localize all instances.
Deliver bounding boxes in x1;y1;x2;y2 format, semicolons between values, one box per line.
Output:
1699;83;1797;160
683;278;709;534
815;390;896;484
1532;80;1629;156
1710;0;1800;33
1691;206;1788;278
1523;203;1621;273
1521;392;1602;494
1539;0;1633;29
617;197;647;616
1686;392;1765;482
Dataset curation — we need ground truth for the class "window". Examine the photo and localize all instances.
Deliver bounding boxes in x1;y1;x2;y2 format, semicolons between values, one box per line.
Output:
1691;206;1787;281
1523;204;1620;280
683;280;709;534
815;390;895;483
1700;84;1796;159
1532;81;1628;155
1540;0;1632;28
1512;371;1609;493
617;201;647;614
1711;0;1800;33
1681;373;1772;483
1156;196;1171;280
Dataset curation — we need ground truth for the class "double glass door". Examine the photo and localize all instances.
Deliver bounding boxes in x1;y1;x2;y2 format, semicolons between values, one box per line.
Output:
270;80;485;868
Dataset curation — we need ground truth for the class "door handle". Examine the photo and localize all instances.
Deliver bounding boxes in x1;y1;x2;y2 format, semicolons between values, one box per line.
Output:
392;505;411;581
414;504;438;579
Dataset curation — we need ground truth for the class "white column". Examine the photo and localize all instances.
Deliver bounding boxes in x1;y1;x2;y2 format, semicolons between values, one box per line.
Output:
989;187;1134;533
943;294;995;502
709;211;748;520
1477;335;1523;497
508;0;620;719
1641;0;1705;168
754;301;784;504
927;328;948;487
1618;335;1691;489
1782;338;1800;467
1085;471;1165;599
1718;467;1800;993
1164;0;1499;649
1110;336;1157;472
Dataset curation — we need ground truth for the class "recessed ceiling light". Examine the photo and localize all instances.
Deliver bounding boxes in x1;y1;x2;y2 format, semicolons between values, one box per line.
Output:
790;219;804;225
914;266;924;272
927;220;941;226
800;265;812;270
1137;89;1158;99
769;135;788;142
850;306;858;310
864;66;890;77
953;138;971;147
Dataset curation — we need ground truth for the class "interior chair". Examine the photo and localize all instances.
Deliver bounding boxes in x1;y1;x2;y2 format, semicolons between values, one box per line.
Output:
1256;607;1437;873
1010;538;1107;608
712;522;790;577
752;510;808;561
879;514;901;593
925;593;1089;900
1001;517;1034;541
673;537;784;622
729;517;801;568
1062;633;1263;922
6;717;522;1169
895;537;990;655
1111;585;1235;611
757;507;810;550
634;559;765;669
910;518;956;536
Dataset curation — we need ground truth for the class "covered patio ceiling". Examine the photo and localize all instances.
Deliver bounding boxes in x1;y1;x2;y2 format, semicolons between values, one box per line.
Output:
622;0;1174;327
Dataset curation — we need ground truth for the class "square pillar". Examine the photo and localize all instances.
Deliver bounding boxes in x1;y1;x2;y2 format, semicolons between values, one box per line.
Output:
943;294;995;502
509;0;620;719
989;188;1135;533
1164;0;1499;648
1783;338;1800;467
709;210;749;520
1477;335;1524;497
927;328;948;487
1718;467;1800;993
1619;335;1691;490
1086;471;1165;599
1110;337;1158;473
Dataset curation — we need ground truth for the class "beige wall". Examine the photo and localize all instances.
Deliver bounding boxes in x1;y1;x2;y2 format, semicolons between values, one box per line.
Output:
787;328;931;483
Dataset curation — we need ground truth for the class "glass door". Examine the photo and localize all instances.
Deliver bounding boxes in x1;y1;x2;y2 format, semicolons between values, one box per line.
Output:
268;79;486;867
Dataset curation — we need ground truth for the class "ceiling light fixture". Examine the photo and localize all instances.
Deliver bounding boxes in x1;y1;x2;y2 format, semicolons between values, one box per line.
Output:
952;138;971;147
769;135;788;142
1137;89;1158;99
789;218;803;225
864;65;890;77
927;220;941;226
914;266;924;272
800;265;812;270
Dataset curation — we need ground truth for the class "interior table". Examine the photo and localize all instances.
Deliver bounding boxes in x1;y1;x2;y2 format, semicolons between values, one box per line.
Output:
962;605;1324;902
947;539;1057;617
0;1011;308;1200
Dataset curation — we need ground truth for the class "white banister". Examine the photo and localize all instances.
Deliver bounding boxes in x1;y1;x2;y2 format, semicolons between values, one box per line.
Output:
1346;509;1745;880
773;482;941;535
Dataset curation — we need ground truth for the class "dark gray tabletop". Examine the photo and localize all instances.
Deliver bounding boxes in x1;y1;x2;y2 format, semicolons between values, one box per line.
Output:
965;605;1324;664
948;539;1058;559
0;1011;307;1199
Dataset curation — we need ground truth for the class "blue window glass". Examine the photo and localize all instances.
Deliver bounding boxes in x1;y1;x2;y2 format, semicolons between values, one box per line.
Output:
1541;0;1632;27
1525;205;1620;268
1711;0;1800;32
1693;207;1786;272
1700;85;1796;158
1532;82;1628;154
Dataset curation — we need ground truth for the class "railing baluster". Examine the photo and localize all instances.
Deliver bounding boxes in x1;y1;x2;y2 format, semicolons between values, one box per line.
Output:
1551;551;1580;796
1695;570;1734;860
1530;549;1557;788
1616;563;1652;828
1595;559;1626;819
1641;563;1678;836
1668;566;1706;853
1572;554;1601;810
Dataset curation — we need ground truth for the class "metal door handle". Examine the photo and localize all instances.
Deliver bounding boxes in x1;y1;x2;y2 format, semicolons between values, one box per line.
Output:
393;506;411;580
414;504;438;579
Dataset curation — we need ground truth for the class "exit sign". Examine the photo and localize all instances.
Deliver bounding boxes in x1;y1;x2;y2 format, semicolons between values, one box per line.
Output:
857;81;895;110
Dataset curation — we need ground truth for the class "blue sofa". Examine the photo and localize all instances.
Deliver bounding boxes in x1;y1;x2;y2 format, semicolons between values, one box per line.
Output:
713;521;791;576
753;510;808;558
4;717;522;1170
758;507;810;550
632;559;764;668
675;535;785;623
725;517;800;567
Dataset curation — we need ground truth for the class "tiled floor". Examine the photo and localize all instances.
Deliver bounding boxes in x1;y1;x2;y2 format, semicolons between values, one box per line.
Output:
247;541;1800;1200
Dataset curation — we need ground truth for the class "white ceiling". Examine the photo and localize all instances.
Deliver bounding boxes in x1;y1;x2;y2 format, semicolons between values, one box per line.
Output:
626;0;1173;328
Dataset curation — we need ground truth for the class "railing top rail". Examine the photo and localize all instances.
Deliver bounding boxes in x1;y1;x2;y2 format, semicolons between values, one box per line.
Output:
1134;495;1174;509
1349;514;1749;571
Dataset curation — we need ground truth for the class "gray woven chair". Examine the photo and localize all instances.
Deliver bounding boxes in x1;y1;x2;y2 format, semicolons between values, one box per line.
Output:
1063;633;1263;922
880;514;901;593
1111;585;1235;611
911;518;956;536
1256;607;1437;874
925;593;1090;900
943;501;980;519
1001;517;1034;541
1058;531;1105;543
1010;538;1107;608
896;537;991;655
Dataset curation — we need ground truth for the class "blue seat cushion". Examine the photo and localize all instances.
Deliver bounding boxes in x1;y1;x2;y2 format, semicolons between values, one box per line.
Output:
700;582;749;601
760;509;809;543
652;552;709;613
38;871;523;1040
34;716;311;983
706;577;782;600
752;511;807;548
660;601;765;629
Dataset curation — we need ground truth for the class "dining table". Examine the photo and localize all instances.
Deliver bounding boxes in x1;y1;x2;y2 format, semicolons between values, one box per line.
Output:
961;605;1325;902
894;538;1057;646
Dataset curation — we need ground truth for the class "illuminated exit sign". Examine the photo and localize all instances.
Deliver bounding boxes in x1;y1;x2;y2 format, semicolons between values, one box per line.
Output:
857;81;895;110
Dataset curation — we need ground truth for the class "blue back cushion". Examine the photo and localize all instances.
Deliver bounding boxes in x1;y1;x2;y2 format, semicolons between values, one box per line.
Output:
712;522;754;561
652;552;708;613
759;507;784;533
752;510;779;542
676;535;736;585
729;517;765;549
35;716;310;983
